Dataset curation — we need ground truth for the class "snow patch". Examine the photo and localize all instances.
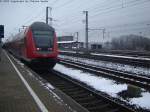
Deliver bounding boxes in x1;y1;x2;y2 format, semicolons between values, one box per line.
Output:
130;92;150;109
59;55;150;76
54;63;150;110
54;64;127;97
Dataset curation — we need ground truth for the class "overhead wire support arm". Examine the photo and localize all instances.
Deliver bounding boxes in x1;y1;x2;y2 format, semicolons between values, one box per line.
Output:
22;25;28;29
19;25;28;32
88;28;106;39
88;28;105;31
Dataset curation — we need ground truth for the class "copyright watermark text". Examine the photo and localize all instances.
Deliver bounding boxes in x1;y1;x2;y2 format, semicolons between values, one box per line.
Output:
0;0;48;3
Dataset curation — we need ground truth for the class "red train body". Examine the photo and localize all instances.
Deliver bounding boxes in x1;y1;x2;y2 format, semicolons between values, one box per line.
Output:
5;22;58;69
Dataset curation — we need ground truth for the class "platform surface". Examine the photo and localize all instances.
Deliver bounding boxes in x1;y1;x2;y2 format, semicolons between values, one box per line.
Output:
0;50;88;112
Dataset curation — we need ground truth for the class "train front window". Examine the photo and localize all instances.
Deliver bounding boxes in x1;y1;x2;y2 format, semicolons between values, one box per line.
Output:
33;30;54;48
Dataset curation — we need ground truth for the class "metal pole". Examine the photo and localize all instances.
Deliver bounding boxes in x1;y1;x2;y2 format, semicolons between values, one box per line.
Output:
46;7;49;24
76;32;79;42
76;32;79;53
86;11;88;50
19;28;21;32
122;0;124;8
102;29;105;39
49;7;52;26
83;11;88;51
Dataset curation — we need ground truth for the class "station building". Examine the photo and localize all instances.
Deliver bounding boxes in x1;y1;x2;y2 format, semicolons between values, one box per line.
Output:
57;36;103;51
57;36;84;50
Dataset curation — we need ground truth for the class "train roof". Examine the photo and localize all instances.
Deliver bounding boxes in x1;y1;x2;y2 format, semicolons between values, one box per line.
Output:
30;22;54;31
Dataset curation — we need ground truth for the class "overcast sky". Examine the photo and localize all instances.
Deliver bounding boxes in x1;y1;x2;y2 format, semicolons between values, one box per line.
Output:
0;0;150;42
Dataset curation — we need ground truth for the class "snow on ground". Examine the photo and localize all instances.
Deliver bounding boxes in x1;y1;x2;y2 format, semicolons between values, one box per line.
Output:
59;55;150;76
130;92;150;109
54;64;127;97
54;63;150;110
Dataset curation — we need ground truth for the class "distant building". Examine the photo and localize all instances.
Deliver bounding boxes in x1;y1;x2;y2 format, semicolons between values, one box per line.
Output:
87;42;102;50
58;41;84;50
57;36;103;50
58;36;73;41
91;44;102;50
57;35;84;50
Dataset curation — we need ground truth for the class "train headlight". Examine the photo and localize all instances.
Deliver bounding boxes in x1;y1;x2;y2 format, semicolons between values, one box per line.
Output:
48;48;52;50
36;48;41;51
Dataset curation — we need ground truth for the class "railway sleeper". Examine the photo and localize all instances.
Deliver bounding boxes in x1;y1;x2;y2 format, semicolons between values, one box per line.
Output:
69;92;91;98
85;102;109;108
59;87;83;92
53;82;74;87
105;108;120;112
64;89;86;95
76;96;97;103
80;100;103;107
55;85;76;89
67;91;89;97
87;103;110;112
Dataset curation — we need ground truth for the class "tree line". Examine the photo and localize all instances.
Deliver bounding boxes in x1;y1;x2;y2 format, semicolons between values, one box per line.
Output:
110;34;150;51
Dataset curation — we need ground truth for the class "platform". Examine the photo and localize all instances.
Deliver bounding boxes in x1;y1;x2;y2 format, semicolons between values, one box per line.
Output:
0;50;88;112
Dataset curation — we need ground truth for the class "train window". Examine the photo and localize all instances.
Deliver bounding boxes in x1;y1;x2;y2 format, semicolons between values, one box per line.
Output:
33;30;54;48
33;31;53;35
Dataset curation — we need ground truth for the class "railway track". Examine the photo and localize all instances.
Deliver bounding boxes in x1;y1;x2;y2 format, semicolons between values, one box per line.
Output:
60;50;150;58
58;58;150;90
91;50;150;58
59;51;150;68
6;45;149;112
37;70;137;112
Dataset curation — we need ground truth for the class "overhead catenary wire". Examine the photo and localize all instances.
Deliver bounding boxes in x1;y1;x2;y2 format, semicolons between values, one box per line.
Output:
57;0;150;24
55;1;149;28
21;0;61;27
22;0;150;31
54;0;149;23
89;0;150;18
56;1;150;36
7;0;150;41
10;0;60;37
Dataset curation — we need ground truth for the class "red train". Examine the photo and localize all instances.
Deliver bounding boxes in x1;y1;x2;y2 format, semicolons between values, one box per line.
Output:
5;22;58;69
